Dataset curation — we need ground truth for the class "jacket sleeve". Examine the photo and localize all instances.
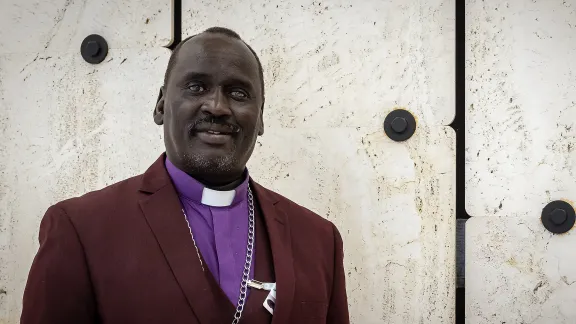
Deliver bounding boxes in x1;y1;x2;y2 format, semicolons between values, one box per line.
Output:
21;205;98;324
327;224;350;324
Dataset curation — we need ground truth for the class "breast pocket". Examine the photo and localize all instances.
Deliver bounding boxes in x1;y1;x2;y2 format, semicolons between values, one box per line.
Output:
297;301;329;323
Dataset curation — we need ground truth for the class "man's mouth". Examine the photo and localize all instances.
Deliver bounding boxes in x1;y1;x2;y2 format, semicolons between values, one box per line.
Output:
204;130;230;135
193;125;238;145
192;122;240;134
196;131;234;145
189;121;240;145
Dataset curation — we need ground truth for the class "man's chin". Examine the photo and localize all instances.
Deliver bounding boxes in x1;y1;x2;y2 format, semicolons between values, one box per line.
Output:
181;151;237;174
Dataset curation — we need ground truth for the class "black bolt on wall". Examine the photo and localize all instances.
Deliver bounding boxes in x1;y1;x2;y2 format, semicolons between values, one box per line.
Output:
541;201;576;234
81;34;108;64
383;109;416;142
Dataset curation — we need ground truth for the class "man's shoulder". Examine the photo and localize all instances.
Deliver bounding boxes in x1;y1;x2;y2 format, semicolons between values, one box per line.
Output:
53;173;144;218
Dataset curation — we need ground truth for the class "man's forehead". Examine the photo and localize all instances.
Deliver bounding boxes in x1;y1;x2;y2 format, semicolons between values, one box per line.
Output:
173;33;259;77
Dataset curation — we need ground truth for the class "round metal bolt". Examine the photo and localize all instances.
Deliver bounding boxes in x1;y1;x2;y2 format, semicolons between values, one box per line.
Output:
383;109;417;142
541;200;575;234
550;208;567;225
80;34;108;64
391;117;408;133
85;41;101;57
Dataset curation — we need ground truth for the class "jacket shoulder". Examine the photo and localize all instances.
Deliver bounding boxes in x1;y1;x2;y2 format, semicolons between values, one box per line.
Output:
52;174;144;220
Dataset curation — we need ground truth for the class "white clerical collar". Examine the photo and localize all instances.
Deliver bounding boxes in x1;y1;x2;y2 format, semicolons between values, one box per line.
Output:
201;187;236;207
165;157;250;207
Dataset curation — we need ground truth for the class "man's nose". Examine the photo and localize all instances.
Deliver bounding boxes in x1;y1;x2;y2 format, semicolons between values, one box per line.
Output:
201;88;231;117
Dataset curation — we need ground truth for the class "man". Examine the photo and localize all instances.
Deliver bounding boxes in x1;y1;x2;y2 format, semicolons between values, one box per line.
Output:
21;27;349;324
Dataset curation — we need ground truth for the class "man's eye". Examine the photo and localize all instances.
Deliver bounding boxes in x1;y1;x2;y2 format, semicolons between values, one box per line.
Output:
188;84;206;93
230;90;248;99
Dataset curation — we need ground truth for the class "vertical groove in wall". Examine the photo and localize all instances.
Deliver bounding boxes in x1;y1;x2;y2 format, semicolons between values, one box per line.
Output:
451;0;468;323
452;0;468;220
168;0;182;51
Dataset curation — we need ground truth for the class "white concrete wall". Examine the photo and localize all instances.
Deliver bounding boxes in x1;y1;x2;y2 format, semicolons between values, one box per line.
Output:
186;1;456;323
0;0;171;322
0;0;456;323
466;0;576;323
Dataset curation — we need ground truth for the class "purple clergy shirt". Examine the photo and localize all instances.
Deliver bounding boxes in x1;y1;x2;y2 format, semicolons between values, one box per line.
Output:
165;158;255;306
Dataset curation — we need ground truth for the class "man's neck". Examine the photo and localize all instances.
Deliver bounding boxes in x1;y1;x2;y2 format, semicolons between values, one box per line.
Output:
165;156;247;191
196;176;245;191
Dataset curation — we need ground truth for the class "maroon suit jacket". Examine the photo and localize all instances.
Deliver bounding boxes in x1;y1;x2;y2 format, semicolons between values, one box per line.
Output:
21;155;349;324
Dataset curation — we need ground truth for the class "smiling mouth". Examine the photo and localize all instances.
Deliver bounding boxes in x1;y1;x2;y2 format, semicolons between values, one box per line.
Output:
195;130;235;145
189;121;240;145
205;130;227;135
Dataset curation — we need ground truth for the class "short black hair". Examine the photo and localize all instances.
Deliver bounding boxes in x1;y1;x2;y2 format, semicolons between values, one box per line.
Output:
163;27;265;103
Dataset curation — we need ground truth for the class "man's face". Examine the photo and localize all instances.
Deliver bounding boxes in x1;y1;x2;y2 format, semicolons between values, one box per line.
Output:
155;33;264;183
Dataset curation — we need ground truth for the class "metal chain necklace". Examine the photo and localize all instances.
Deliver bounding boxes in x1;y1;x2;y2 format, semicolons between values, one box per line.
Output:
182;186;255;324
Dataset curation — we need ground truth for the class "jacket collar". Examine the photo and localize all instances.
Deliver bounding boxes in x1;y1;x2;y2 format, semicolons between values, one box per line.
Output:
138;154;294;324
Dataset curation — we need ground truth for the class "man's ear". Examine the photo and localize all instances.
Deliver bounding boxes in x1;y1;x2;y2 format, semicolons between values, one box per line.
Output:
153;86;165;125
257;104;264;136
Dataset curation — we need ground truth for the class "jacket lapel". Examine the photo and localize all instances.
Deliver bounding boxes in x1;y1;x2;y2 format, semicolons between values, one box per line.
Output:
251;181;296;324
137;155;231;324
